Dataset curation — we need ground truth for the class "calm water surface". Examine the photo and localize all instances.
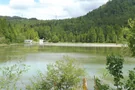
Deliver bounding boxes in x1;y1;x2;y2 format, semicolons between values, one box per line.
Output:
0;45;134;89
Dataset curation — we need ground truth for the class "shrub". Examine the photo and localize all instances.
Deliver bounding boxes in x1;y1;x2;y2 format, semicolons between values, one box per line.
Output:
27;56;86;90
0;62;28;90
106;54;124;90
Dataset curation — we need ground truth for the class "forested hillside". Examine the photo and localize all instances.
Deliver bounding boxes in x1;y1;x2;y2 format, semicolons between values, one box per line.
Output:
0;0;135;43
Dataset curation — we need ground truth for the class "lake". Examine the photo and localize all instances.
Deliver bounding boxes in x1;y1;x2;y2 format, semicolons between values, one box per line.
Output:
0;44;134;89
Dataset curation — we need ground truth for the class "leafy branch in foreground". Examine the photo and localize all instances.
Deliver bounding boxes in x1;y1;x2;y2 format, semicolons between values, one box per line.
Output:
126;18;135;56
94;76;109;90
125;68;135;90
0;61;29;90
106;54;124;90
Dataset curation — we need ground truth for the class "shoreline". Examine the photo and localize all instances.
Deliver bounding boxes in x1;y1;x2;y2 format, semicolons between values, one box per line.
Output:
42;43;127;47
0;43;22;47
0;43;127;47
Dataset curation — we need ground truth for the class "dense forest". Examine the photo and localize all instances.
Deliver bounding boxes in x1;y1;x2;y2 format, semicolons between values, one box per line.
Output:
0;0;135;43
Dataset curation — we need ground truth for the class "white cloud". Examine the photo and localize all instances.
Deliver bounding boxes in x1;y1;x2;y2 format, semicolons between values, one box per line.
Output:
39;0;75;7
0;5;14;16
0;0;109;20
9;0;35;9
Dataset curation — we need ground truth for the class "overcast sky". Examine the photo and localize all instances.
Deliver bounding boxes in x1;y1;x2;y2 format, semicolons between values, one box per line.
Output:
0;0;108;20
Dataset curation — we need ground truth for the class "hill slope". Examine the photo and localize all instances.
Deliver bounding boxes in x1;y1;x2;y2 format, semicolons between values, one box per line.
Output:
84;0;135;26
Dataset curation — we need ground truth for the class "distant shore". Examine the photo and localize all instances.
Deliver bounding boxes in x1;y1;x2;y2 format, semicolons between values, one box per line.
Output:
0;43;128;47
0;43;20;46
43;43;127;47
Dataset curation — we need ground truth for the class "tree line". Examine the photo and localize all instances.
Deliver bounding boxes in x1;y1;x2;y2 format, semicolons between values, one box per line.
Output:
0;18;125;43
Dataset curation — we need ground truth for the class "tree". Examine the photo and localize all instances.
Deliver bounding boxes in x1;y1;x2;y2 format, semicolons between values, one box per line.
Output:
122;27;130;42
68;32;74;42
0;18;12;43
127;18;135;56
105;26;117;43
114;25;122;43
97;28;105;43
25;28;39;41
87;27;97;42
125;68;135;90
111;30;117;43
106;54;124;90
0;18;7;35
52;35;59;43
27;57;86;90
35;26;51;40
76;35;81;42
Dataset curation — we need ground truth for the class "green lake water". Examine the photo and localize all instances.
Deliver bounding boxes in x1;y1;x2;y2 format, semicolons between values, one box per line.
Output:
0;44;134;89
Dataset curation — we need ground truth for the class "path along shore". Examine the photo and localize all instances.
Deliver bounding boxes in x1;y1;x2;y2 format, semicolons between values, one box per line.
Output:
43;43;127;47
0;43;127;47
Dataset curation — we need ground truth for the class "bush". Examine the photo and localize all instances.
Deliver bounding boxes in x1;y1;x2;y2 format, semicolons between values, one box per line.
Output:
27;56;86;90
0;62;28;90
106;54;124;90
125;68;135;90
94;77;109;90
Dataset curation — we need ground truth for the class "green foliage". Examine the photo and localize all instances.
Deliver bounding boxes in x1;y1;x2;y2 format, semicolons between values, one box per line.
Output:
0;18;7;34
0;37;9;44
0;62;28;90
122;27;130;42
35;25;51;40
94;77;109;90
97;28;105;43
26;71;52;90
127;18;135;56
96;53;135;90
68;32;74;42
106;54;124;90
52;35;59;43
27;56;86;90
0;18;11;44
125;68;135;90
87;28;97;42
25;28;39;41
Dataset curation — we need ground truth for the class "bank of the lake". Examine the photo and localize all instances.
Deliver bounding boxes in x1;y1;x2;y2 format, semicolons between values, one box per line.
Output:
0;43;127;47
42;43;127;47
0;43;23;46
